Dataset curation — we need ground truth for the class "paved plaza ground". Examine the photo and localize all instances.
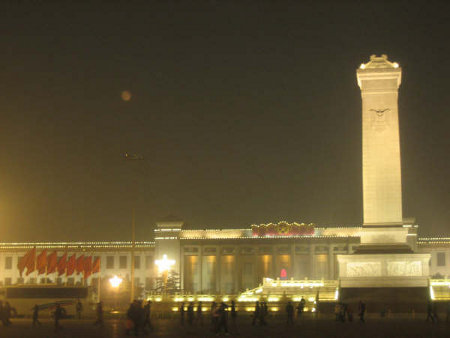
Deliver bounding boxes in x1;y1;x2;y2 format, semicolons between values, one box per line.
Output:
0;316;448;338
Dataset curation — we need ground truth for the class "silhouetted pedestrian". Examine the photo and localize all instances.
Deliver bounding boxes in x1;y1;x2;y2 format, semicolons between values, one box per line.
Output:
94;302;104;327
180;302;185;325
32;304;41;326
260;301;268;325
143;300;152;330
426;301;435;323
230;300;238;333
252;301;260;326
211;301;218;332
4;302;12;326
196;301;203;325
297;298;305;320
286;301;294;325
216;302;229;334
76;299;83;319
358;300;366;323
54;304;63;331
0;301;6;326
347;304;353;322
187;302;194;325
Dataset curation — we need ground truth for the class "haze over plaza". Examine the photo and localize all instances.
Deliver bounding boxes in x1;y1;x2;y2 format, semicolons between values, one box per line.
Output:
0;2;449;242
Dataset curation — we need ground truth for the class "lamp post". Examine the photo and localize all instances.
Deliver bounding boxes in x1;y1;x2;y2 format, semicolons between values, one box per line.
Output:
123;152;144;302
155;254;175;294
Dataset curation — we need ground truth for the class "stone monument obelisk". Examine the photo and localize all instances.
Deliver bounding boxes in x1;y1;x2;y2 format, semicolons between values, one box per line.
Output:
337;56;430;303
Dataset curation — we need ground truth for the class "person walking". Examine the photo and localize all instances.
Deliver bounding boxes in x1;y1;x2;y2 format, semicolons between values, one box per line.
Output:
76;299;83;320
260;301;268;326
286;301;294;325
358;300;366;323
196;301;203;326
54;303;63;331
230;300;238;333
187;302;194;326
296;299;305;320
180;302;185;326
4;302;12;326
210;301;218;332
0;301;6;326
94;301;104;327
143;300;152;330
216;302;229;335
426;300;435;323
252;301;260;326
32;304;41;327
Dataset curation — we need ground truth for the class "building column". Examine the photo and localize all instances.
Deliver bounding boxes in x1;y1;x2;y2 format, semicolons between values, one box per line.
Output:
291;243;297;279
199;250;203;293
328;244;334;280
309;244;316;279
234;247;240;293
216;247;221;294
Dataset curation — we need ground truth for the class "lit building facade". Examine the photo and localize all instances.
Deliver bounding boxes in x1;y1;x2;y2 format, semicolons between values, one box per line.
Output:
0;220;448;294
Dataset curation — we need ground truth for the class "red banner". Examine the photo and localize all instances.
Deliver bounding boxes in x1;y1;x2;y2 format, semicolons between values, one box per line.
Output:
47;251;57;274
67;254;76;276
76;255;84;275
17;248;36;277
37;249;48;275
57;253;67;276
92;257;100;274
83;256;92;279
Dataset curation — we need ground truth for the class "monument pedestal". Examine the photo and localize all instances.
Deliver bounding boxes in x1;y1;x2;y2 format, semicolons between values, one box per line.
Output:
337;253;430;288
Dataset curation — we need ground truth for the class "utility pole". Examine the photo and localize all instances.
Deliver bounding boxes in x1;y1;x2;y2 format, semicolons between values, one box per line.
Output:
123;152;143;302
130;207;136;302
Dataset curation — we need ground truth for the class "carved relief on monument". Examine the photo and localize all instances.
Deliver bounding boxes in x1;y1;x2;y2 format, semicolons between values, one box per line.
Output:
387;261;422;276
369;108;390;132
346;262;382;277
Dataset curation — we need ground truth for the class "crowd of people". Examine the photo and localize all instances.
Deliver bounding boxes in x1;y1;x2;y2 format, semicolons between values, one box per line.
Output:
0;297;449;335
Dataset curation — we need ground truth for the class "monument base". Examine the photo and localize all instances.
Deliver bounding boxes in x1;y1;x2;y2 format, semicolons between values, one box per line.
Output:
337;253;431;288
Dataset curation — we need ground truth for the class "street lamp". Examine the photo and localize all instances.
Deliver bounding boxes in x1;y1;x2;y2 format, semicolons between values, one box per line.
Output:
109;275;123;288
109;275;123;311
155;255;175;294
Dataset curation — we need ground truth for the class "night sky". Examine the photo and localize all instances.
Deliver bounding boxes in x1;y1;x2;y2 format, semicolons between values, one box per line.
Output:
0;1;448;241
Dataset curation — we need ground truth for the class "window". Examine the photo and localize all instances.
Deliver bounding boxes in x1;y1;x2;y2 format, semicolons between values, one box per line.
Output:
119;256;127;269
437;252;446;267
145;256;154;269
17;277;24;284
5;257;13;269
134;256;141;269
5;278;12;286
106;256;115;269
134;277;140;287
29;278;37;284
56;278;62;285
67;278;74;285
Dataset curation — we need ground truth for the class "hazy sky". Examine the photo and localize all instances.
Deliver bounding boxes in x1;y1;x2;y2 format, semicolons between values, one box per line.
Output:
0;1;448;241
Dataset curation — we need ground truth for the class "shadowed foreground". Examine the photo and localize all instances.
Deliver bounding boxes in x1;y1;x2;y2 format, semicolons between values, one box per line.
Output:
0;316;448;338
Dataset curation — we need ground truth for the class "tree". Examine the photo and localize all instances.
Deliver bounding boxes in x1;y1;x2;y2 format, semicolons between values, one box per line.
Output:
153;270;181;294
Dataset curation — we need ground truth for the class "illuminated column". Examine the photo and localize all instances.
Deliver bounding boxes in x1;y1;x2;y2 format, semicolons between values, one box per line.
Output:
291;245;297;279
357;55;403;226
328;245;334;279
309;244;315;279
